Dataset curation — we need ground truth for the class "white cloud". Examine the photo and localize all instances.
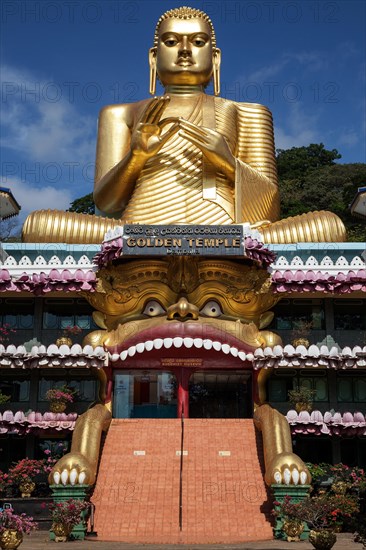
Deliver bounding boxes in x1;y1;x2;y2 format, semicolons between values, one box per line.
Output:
0;64;95;165
274;103;319;150
4;177;73;225
247;50;327;82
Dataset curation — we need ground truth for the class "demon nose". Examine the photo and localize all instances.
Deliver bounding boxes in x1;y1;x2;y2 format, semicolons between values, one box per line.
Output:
167;297;199;321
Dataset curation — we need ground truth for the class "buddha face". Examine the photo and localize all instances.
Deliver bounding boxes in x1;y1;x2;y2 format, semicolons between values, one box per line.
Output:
154;17;217;87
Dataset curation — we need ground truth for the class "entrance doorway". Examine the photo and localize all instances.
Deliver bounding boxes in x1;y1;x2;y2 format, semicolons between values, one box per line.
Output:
189;371;252;418
113;370;177;418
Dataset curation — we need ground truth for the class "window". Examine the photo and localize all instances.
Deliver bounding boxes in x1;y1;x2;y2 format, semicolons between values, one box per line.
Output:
337;374;366;402
38;378;97;402
0;378;30;402
42;299;97;330
269;370;328;402
269;299;325;331
334;299;366;330
0;299;34;329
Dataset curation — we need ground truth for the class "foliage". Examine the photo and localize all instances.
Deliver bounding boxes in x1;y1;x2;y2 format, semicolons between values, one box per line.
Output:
330;463;366;493
0;323;16;344
48;499;88;528
45;385;75;403
291;320;313;342
62;325;82;336
276;143;341;180
278;158;366;242
67;193;95;215
288;385;316;406
0;471;13;494
0;391;10;405
0;508;37;535
8;458;46;484
306;463;333;484
273;493;359;530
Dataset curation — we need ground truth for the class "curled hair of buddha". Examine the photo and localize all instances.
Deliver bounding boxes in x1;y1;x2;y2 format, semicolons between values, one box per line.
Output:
153;6;217;48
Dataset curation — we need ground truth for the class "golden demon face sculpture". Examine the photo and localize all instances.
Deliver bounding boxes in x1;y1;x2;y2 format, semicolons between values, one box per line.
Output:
84;257;281;364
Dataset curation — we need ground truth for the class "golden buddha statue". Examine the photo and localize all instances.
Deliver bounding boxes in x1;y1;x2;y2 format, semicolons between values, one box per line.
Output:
22;6;345;244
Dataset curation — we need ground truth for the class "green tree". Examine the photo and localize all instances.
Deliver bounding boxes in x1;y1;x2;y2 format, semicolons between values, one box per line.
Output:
276;143;341;180
67;193;95;215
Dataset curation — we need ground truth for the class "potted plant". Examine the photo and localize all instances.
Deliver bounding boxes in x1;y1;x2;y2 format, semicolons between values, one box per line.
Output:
45;385;75;413
55;325;82;347
0;508;37;550
275;493;359;549
49;499;88;542
291;319;313;347
0;392;10;406
0;324;16;346
272;495;305;541
8;459;45;498
288;384;316;413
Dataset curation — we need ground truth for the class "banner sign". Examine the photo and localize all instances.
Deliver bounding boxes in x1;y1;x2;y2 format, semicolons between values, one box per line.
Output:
122;225;244;256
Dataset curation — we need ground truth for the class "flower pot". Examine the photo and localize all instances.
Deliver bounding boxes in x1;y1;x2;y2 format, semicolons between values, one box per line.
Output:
295;402;313;413
55;337;73;347
309;530;337;550
292;338;310;347
0;529;23;550
283;519;304;541
52;523;72;542
18;480;35;498
49;401;67;413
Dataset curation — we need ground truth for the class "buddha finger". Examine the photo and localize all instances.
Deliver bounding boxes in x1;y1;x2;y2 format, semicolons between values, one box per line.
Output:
158;117;180;129
179;128;208;146
178;131;206;151
139;97;160;124
159;122;180;147
179;119;209;137
149;96;171;125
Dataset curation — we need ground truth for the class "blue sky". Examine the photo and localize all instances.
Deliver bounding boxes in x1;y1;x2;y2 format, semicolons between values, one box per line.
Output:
1;0;365;222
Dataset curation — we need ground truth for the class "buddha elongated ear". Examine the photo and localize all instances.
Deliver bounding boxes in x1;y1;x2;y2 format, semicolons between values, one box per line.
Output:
212;48;221;96
149;47;157;96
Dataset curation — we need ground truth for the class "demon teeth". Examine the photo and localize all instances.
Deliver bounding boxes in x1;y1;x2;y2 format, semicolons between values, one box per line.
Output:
163;338;173;348
128;346;136;357
136;343;145;353
153;338;164;349
183;337;194;348
117;338;248;361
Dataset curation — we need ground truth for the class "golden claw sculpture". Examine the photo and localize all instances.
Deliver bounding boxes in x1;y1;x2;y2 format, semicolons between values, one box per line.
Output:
254;404;311;486
22;6;346;245
49;404;111;486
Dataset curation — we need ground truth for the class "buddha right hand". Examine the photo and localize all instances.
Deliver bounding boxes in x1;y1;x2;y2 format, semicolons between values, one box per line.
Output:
131;96;179;160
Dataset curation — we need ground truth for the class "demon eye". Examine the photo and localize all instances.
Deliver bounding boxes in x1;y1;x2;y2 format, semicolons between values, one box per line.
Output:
200;301;223;318
143;300;166;317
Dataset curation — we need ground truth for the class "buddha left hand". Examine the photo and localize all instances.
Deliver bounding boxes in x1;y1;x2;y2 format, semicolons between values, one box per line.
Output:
178;118;235;181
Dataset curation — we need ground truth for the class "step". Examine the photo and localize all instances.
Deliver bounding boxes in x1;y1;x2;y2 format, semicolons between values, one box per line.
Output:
91;419;273;544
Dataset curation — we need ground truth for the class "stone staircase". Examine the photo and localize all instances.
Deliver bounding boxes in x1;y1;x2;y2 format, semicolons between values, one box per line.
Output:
91;418;273;544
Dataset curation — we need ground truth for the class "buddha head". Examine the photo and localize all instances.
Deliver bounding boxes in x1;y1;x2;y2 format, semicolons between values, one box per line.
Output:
149;6;221;95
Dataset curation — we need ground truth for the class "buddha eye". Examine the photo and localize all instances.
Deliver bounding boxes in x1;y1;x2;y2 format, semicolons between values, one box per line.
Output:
200;301;223;318
164;38;178;47
193;38;206;47
143;301;166;317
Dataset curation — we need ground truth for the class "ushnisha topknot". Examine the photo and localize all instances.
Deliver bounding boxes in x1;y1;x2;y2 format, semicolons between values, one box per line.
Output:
153;6;216;48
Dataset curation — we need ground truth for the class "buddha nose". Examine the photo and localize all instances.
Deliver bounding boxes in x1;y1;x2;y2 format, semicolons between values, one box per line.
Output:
179;36;192;55
167;297;199;321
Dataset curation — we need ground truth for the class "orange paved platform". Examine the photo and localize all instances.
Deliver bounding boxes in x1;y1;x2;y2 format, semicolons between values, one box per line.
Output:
91;419;273;544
